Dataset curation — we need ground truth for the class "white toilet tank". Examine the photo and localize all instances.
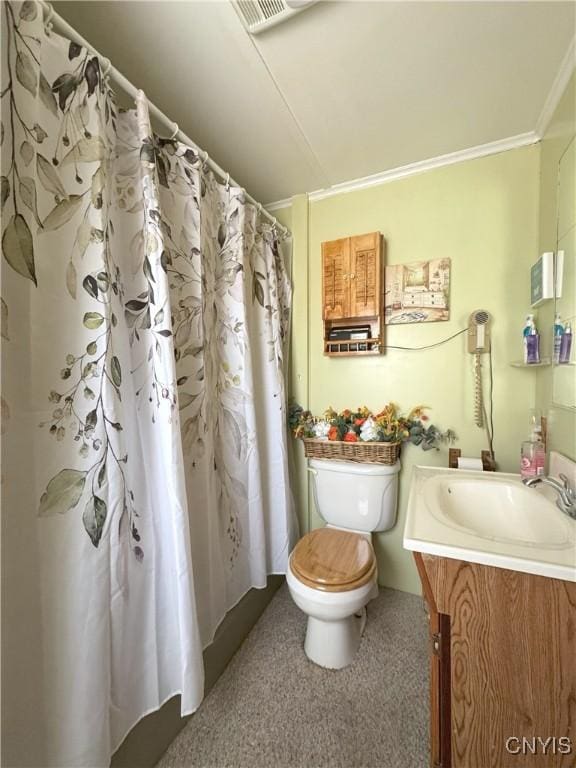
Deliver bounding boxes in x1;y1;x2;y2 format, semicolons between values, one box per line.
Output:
309;458;401;533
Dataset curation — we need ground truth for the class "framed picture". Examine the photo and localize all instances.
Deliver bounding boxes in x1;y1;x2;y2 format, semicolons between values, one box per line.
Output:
384;258;451;324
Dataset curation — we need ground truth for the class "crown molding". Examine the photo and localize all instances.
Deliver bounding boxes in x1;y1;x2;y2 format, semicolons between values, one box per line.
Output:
266;197;293;212
266;131;539;210
535;35;576;139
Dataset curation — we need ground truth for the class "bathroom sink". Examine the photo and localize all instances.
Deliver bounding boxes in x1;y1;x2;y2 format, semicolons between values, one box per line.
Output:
404;466;576;582
425;475;571;547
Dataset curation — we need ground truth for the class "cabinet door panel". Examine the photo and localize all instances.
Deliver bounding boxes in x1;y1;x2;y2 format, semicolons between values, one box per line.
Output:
322;238;350;319
350;232;381;318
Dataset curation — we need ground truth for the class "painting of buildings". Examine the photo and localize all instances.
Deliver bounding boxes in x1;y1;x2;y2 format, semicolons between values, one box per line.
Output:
384;258;451;324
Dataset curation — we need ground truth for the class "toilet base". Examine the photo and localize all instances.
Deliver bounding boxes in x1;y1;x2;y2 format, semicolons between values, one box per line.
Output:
304;607;367;669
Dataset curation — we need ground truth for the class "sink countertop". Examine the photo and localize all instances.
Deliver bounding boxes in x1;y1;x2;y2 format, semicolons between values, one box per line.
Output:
403;465;576;582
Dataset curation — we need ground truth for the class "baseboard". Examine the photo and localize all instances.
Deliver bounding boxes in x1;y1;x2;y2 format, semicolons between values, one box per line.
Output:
111;575;285;768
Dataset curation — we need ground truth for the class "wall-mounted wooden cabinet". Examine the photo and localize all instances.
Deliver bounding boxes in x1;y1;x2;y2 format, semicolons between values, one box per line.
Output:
321;232;384;356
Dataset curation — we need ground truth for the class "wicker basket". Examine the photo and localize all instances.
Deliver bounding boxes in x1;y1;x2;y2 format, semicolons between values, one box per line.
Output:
302;438;401;465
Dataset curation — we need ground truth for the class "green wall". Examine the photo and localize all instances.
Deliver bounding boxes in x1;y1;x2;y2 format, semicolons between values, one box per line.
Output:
535;72;576;460
279;145;542;594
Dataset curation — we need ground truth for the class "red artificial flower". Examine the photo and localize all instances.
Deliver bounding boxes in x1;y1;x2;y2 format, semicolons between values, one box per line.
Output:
354;418;366;426
344;430;358;442
328;426;340;441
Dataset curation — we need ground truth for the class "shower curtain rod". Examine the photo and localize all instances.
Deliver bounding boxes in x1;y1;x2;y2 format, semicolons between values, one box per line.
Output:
39;2;290;237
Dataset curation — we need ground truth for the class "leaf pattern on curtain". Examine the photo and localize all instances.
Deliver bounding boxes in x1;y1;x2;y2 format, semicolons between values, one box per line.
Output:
1;1;292;568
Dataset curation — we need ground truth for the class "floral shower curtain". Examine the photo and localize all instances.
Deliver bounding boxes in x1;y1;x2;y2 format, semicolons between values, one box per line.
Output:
1;3;294;766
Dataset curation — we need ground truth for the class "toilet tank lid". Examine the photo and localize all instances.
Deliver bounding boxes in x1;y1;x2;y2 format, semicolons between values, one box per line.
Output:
309;458;401;476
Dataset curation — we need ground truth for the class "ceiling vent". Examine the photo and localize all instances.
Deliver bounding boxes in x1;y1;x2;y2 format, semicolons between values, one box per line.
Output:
233;0;318;34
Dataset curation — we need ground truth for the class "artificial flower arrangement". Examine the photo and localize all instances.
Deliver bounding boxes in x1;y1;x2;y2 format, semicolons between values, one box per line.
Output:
289;402;455;451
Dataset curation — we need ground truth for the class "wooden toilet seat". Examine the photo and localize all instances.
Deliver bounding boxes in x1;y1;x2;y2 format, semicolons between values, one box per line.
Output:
290;528;377;593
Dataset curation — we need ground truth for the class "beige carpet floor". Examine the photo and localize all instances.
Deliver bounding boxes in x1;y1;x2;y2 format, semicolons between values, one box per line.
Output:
157;584;429;768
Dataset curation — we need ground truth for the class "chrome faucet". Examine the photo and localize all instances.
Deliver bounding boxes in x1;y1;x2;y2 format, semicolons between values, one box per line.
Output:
522;474;576;519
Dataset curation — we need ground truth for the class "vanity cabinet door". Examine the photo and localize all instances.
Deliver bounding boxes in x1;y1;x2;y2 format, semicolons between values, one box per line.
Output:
321;237;350;319
349;232;381;318
414;553;452;768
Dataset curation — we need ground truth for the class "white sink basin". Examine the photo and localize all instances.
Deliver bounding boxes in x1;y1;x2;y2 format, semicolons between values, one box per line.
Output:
404;466;576;582
425;475;572;548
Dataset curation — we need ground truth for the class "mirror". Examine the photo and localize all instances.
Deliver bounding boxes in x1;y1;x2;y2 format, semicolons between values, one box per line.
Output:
552;135;575;410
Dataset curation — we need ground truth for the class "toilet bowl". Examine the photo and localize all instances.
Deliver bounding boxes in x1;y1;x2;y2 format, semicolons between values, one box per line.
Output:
287;528;379;669
287;458;401;669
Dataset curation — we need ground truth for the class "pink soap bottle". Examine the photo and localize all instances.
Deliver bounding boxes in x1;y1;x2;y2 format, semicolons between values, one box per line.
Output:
520;417;545;479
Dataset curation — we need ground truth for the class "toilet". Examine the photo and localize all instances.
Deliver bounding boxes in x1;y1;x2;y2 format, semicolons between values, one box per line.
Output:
286;457;400;669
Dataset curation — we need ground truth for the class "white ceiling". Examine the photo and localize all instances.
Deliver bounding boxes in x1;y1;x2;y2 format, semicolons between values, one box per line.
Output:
53;1;575;205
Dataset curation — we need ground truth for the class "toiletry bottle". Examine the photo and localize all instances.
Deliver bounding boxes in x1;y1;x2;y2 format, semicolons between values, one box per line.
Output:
553;313;564;365
526;324;540;364
523;314;535;363
520;424;545;479
560;322;572;364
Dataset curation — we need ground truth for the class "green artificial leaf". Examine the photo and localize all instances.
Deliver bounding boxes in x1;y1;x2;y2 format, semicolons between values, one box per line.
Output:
19;141;34;166
19;1;37;21
65;259;77;299
42;195;84;231
16;51;37;96
153;308;164;326
1;297;9;340
111;356;122;387
2;214;36;284
39;73;58;117
83;312;104;329
38;468;87;516
157;329;172;337
82;274;98;299
217;223;226;248
82;495;107;546
19;177;42;226
61;136;106;166
1;176;9;209
37;154;67;198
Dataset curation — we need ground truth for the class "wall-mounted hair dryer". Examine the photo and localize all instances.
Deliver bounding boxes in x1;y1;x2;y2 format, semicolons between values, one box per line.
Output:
467;309;491;354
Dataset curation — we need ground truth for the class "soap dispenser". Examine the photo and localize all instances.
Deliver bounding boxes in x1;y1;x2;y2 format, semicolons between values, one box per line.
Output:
520;413;545;479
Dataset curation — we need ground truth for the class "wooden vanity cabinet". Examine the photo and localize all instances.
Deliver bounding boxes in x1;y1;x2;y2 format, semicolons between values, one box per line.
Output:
414;553;576;768
321;232;383;356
